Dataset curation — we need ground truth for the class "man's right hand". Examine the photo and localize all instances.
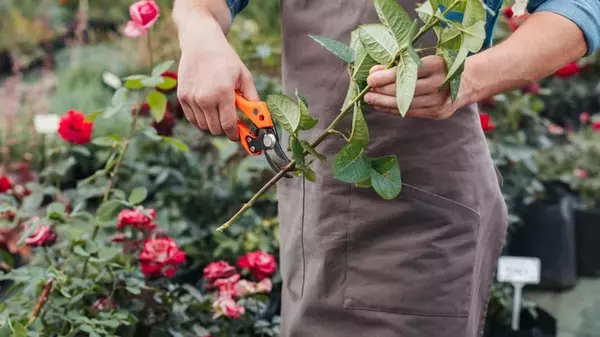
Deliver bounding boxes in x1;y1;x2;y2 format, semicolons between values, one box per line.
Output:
175;5;259;141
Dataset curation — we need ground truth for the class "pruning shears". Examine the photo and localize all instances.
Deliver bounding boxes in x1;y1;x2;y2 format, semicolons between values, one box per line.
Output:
234;91;293;176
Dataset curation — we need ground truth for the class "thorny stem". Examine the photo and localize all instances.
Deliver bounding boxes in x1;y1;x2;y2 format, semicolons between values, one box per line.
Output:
26;279;55;327
217;2;461;232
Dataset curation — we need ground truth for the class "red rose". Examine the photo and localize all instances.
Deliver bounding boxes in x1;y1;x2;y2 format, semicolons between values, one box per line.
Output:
152;111;176;136
139;236;186;278
0;176;12;193
212;295;245;320
593;121;600;132
130;0;160;29
503;6;514;18
138;102;150;117
91;296;117;312
117;208;157;231
479;113;496;132
203;261;237;283
214;273;241;298
555;62;580;78
580;112;591;124
25;224;57;247
58;110;93;145
236;251;277;281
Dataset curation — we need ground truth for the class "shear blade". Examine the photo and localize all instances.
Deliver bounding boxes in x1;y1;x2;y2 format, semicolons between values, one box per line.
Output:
264;148;293;178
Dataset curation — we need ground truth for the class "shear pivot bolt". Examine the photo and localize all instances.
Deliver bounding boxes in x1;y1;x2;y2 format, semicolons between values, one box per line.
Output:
263;134;277;149
250;146;256;152
247;137;252;143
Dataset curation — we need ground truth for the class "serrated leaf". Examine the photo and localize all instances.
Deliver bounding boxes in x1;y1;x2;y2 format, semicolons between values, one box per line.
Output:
333;142;372;183
295;89;318;130
96;200;122;221
395;51;419;116
300;140;326;161
309;35;353;63
352;40;378;83
374;0;413;46
349;101;369;146
128;187;148;205
442;46;469;84
161;137;189;152
73;245;90;257
357;24;399;64
267;94;300;134
152;60;175;77
370;155;402;199
290;137;305;167
147;90;167;122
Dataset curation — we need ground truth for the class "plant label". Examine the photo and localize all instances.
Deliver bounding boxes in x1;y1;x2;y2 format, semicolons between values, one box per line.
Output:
497;256;541;285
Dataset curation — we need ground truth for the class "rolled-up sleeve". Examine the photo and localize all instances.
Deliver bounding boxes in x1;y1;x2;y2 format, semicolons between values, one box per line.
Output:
528;0;600;56
226;0;250;18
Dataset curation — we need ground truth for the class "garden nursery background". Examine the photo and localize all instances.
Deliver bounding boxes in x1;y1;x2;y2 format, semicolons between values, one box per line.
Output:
1;0;600;336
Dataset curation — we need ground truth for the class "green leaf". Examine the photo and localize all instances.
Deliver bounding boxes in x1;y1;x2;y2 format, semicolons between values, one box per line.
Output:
128;187;148;205
92;136;119;147
370;155;402;200
309;35;353;63
352;39;378;83
86;110;104;122
416;0;435;23
373;0;413;46
440;49;463;101
47;202;66;218
73;245;90;257
295;89;318;130
123;75;147;89
161;137;189;152
290;137;304;166
301;167;317;182
103;106;119;119
0;204;14;213
357;24;399;64
147;90;167;122
12;322;27;337
102;71;122;89
300;140;326;161
463;0;486;28
96;200;122;221
111;87;128;108
267;94;301;134
461;21;486;53
356;177;372;188
442;45;469;85
333;142;372;183
152;60;175;77
157;76;177;90
98;247;121;261
141;76;165;87
349;101;369;146
395;50;419;116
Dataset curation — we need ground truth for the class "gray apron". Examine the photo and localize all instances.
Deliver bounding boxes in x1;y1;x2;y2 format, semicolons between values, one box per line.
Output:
275;1;508;336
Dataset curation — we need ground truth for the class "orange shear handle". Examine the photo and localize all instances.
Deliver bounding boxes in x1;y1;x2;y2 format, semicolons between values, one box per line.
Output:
234;92;274;129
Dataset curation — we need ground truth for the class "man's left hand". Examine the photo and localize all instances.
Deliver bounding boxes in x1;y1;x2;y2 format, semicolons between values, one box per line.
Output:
364;55;469;120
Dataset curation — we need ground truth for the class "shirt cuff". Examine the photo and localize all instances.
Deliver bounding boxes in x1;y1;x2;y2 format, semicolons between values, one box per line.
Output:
528;0;600;56
227;0;250;19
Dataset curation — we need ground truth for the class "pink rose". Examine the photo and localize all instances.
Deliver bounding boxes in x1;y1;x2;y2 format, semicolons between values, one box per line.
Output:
203;261;237;283
124;0;160;37
25;223;57;247
234;278;273;297
139;236;186;278
212;295;245;320
236;250;277;281
574;168;588;179
255;278;273;293
214;273;241;298
580;112;591;124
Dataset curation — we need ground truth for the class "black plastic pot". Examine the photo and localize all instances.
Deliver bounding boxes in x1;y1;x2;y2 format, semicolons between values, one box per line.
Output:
509;183;578;290
485;307;557;337
575;207;600;277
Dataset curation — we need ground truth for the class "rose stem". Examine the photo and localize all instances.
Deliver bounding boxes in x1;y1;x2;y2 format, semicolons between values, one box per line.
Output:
216;2;461;232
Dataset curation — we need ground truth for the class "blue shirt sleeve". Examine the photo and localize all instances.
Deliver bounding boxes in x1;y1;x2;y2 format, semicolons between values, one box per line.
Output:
226;0;250;19
528;0;600;56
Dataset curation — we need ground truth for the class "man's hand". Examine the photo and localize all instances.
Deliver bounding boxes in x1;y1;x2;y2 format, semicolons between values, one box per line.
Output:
364;55;469;120
174;4;259;141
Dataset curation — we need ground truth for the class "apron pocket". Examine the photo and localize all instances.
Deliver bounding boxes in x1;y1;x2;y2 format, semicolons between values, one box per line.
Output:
344;183;480;317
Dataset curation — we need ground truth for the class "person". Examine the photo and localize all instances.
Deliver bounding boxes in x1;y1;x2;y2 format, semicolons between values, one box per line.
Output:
172;0;600;336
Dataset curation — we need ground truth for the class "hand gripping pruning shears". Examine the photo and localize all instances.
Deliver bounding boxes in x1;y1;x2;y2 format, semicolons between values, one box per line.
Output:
234;91;293;176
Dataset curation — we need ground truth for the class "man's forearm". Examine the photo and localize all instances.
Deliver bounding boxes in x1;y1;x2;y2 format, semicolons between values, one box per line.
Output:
463;11;588;105
173;0;232;37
